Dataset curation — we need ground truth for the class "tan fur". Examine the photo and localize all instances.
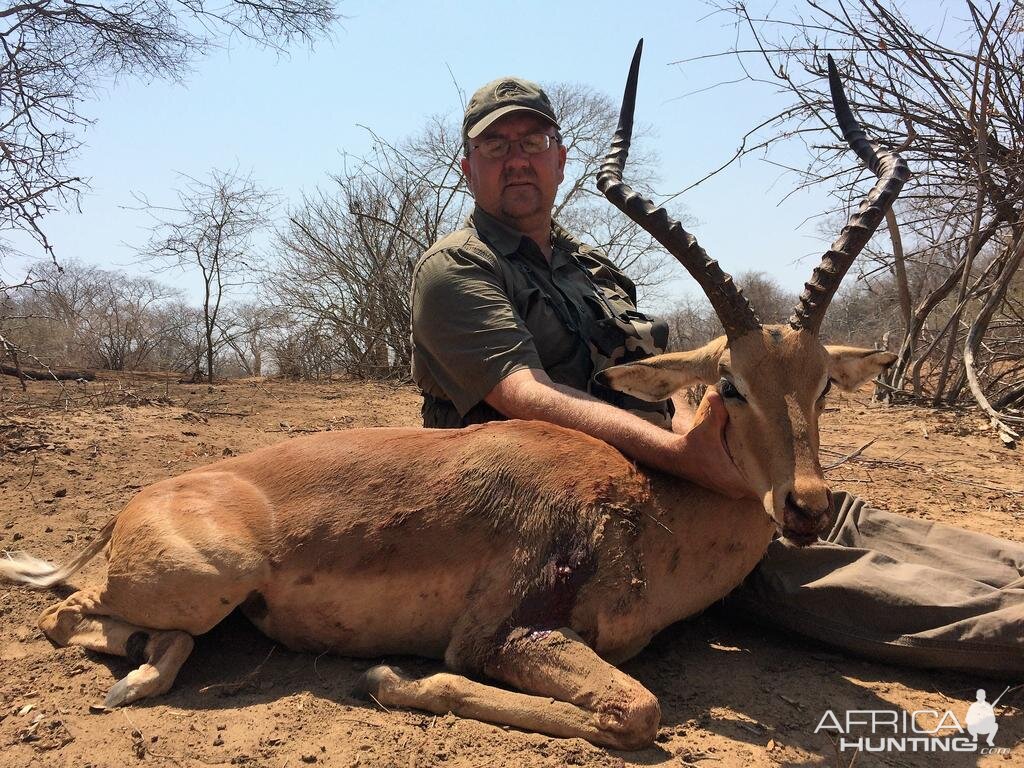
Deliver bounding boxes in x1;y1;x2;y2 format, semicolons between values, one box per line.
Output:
0;327;895;749
599;336;727;401
825;346;898;392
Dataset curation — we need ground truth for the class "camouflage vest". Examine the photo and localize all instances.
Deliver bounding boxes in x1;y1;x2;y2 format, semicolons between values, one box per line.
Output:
508;251;673;428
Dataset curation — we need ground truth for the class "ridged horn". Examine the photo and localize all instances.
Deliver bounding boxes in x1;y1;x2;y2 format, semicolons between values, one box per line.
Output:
789;55;911;333
597;39;761;340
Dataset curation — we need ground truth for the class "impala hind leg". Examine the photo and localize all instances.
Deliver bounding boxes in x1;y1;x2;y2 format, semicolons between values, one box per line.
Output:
360;627;660;750
38;588;194;707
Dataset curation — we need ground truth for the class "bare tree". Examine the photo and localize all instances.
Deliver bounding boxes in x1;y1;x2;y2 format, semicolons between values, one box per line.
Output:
219;301;287;377
1;257;184;379
275;170;423;379
0;263;58;384
687;0;1024;440
266;316;341;379
663;295;725;352
2;259;94;366
272;114;476;379
0;0;336;385
138;169;277;383
0;0;336;263
151;300;209;380
0;256;301;380
78;274;175;371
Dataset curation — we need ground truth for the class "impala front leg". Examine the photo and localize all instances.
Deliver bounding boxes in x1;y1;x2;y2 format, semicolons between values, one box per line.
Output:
360;626;660;750
484;626;660;747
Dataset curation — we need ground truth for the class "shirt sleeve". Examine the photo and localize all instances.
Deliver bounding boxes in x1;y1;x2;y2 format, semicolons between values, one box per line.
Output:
412;247;544;416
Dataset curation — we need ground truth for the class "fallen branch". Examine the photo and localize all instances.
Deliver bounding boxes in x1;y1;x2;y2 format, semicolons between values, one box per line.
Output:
822;439;877;470
198;646;276;696
924;473;1024;496
0;365;95;382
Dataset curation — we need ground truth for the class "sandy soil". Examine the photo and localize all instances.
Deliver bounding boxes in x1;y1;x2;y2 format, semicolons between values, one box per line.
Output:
0;372;1021;768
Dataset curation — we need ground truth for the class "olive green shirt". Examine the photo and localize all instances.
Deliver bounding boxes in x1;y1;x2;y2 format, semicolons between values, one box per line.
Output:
411;207;642;424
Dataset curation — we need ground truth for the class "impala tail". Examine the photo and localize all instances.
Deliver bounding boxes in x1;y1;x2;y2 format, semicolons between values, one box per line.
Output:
0;517;116;588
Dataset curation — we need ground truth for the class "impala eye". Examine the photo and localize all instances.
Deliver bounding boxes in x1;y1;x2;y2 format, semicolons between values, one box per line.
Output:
819;379;833;400
718;378;747;402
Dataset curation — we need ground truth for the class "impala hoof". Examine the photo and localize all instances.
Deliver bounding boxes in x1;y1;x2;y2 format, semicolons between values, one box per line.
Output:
104;678;135;708
354;664;406;700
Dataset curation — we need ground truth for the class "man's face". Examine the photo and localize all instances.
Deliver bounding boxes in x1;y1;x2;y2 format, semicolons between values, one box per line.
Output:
460;113;567;232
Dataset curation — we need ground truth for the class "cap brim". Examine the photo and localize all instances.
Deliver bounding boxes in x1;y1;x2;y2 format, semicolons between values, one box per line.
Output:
466;105;560;139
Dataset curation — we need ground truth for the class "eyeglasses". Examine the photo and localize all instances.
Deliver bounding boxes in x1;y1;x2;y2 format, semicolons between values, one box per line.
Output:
471;132;560;160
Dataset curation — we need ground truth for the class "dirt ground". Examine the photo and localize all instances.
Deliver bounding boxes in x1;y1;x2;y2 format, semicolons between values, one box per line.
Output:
0;372;1021;768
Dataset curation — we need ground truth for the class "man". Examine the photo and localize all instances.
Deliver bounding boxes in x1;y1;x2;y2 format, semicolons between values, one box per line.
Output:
411;76;1023;676
411;76;746;497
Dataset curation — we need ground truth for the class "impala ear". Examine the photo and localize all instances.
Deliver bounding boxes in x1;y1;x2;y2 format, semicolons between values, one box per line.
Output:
596;337;726;402
826;346;897;391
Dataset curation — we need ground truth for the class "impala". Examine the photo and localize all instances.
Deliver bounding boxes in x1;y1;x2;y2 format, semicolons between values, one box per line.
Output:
1;42;906;750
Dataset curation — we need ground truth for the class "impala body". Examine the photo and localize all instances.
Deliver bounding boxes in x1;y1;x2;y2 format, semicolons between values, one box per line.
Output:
83;422;773;660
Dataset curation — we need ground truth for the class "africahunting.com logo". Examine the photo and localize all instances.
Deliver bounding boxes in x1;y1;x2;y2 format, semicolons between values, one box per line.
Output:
814;686;1011;754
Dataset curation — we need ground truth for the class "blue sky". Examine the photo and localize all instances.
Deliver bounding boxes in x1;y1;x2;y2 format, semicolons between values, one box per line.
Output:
5;0;939;310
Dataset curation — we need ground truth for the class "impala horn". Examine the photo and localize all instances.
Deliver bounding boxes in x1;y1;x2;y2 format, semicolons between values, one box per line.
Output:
789;55;911;334
597;39;761;341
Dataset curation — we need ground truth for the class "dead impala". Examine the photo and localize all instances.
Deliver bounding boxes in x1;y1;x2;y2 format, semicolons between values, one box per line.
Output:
1;42;906;750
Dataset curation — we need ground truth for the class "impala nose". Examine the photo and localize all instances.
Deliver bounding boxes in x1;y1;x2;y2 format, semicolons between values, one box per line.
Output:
782;489;833;545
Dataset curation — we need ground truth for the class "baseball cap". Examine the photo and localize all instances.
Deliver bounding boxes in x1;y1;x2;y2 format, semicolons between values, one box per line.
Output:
462;77;560;141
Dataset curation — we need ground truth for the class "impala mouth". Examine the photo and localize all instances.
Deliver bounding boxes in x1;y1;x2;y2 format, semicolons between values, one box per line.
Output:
780;514;829;545
781;526;822;546
779;491;833;546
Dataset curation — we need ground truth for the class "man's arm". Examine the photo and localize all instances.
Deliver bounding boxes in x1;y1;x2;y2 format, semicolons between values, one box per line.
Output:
485;368;750;498
412;238;747;496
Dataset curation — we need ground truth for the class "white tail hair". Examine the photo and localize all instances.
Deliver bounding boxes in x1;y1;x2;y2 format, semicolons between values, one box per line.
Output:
0;518;116;588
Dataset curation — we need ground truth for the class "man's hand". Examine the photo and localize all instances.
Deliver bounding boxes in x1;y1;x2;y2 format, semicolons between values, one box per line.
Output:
671;389;750;499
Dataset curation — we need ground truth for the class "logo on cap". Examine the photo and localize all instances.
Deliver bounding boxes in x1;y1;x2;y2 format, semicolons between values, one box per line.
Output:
494;81;529;101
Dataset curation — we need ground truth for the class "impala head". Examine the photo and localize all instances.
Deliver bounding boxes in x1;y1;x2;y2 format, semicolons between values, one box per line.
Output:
596;41;909;544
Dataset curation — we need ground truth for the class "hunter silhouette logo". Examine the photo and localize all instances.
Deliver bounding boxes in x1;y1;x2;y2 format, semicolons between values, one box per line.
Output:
814;685;1011;754
966;687;1008;747
494;80;529;100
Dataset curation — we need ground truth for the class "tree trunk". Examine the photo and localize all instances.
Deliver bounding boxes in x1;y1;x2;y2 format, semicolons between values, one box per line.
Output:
206;322;215;385
886;209;912;336
963;232;1024;444
891;219;1004;395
